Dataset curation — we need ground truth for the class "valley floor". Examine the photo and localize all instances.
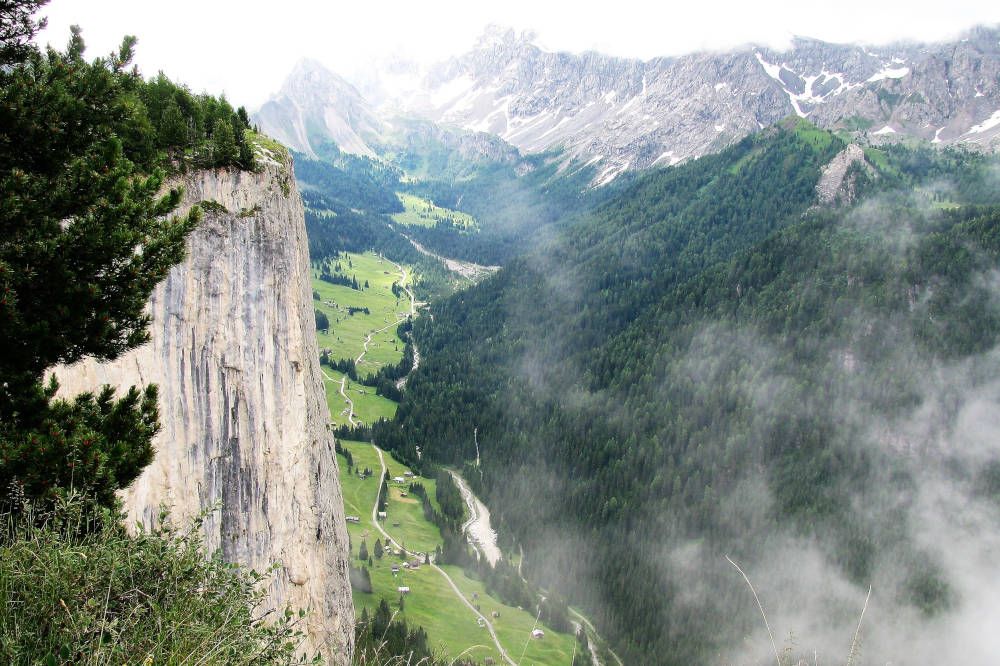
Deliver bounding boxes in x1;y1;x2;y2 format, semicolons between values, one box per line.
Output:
338;442;578;665
313;250;413;425
315;249;601;663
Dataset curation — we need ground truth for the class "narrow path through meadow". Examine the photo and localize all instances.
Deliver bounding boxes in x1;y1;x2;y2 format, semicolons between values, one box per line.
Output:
354;259;415;366
338;376;357;427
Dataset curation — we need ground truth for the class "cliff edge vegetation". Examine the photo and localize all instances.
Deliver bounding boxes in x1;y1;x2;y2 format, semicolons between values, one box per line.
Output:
0;3;321;664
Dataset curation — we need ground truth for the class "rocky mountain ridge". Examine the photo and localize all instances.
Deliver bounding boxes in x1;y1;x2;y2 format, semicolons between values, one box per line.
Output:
260;25;1000;183
399;25;1000;182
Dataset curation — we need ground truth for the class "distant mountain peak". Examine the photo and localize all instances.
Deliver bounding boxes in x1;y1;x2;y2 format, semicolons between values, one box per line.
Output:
289;57;329;75
282;58;365;99
398;25;1000;180
254;58;381;158
474;24;537;50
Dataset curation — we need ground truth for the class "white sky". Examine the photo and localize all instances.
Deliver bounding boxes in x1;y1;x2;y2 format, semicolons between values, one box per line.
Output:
37;0;1000;109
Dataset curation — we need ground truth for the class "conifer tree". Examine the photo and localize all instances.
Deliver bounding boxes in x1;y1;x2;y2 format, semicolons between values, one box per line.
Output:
159;99;188;149
211;117;238;167
233;109;254;169
0;14;199;517
0;0;49;64
378;476;388;512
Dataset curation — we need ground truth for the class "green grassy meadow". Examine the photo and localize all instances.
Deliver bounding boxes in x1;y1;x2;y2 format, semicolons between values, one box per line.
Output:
337;442;577;665
313;251;412;425
391;192;477;230
440;565;578;665
319;258;582;664
320;369;399;427
313;251;410;372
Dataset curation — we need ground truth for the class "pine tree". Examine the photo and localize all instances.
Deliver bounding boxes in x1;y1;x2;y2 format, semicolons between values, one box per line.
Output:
232;110;254;170
358;540;369;561
159;98;188;150
211;117;238;167
0;0;49;65
378;476;389;512
314;309;330;331
374;538;383;558
0;19;199;517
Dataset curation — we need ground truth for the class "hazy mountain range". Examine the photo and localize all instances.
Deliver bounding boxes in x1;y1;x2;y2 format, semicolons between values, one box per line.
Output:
256;24;1000;182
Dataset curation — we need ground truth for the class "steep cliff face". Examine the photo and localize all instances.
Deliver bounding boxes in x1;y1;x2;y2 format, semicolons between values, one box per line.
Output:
815;143;873;206
55;162;353;662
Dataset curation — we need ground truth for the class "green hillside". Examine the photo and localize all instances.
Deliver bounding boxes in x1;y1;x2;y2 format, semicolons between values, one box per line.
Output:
361;124;1000;663
392;192;478;230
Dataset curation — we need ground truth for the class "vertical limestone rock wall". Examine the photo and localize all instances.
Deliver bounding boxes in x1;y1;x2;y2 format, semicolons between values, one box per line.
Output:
55;161;353;663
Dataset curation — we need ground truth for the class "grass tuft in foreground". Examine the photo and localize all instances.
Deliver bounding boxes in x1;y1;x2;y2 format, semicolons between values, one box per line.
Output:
0;500;315;665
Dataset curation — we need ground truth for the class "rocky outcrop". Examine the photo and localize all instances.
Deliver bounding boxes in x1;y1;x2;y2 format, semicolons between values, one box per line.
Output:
254;60;528;178
816;143;873;206
55;161;353;663
379;115;523;173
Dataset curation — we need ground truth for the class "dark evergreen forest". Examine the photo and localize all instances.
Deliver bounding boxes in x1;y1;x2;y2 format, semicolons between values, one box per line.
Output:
361;121;1000;663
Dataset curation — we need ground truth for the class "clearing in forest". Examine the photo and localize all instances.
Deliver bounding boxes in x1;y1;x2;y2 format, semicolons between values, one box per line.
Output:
391;192;477;231
312;251;413;424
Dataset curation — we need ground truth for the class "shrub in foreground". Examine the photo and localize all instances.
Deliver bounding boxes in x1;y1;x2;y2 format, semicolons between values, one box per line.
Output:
0;502;317;665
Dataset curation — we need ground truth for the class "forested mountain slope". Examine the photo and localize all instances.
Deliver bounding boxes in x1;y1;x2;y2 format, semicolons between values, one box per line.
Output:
293;133;618;268
372;122;1000;663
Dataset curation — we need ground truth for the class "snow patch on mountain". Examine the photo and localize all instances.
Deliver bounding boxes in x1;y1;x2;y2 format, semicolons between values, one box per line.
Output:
867;66;910;82
755;52;784;81
260;26;1000;184
966;109;1000;134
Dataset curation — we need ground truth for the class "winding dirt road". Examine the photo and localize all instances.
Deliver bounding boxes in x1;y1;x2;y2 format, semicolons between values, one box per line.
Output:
323;256;416;426
338;377;357;427
354;258;417;367
354;318;408;366
320;368;357;427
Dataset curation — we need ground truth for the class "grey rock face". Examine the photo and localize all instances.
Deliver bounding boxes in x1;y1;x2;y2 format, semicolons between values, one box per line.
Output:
55;162;353;663
380;115;522;168
256;59;525;171
815;143;873;206
259;26;999;184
